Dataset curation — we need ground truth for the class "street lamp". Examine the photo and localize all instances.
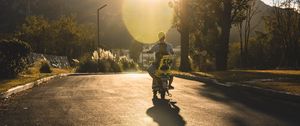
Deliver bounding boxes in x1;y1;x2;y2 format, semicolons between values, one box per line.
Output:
97;4;108;51
96;4;107;71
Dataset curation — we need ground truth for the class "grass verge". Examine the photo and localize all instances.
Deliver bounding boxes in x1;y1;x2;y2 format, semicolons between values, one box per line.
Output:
0;63;72;93
174;70;300;95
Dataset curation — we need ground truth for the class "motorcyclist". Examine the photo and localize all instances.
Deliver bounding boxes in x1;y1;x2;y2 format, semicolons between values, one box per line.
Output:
145;32;175;98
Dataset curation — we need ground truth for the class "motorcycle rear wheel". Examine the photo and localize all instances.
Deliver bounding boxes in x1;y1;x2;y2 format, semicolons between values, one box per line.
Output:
160;90;166;100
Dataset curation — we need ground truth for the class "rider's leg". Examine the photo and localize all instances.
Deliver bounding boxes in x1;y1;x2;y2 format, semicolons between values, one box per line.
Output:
169;75;174;89
147;63;157;78
148;64;159;98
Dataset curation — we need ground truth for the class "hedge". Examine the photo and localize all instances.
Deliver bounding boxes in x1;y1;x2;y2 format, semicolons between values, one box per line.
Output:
0;39;31;78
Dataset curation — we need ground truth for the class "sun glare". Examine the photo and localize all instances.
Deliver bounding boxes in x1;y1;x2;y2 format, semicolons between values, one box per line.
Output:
122;0;174;44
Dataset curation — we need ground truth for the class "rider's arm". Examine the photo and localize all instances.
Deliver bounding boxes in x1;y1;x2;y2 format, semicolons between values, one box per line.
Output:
145;44;159;53
170;48;175;55
167;44;175;55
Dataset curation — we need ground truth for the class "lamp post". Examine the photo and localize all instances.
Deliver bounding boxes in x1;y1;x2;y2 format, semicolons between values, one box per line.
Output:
97;4;108;51
96;4;107;71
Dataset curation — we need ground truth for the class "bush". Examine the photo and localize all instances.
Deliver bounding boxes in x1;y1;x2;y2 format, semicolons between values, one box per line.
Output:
76;59;98;73
76;51;122;73
76;59;122;73
0;39;31;78
108;59;122;72
76;49;140;73
39;61;52;73
119;56;138;71
76;54;98;73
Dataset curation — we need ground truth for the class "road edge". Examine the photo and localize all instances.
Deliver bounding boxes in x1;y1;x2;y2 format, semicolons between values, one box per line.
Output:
0;72;144;99
0;73;71;99
174;73;300;103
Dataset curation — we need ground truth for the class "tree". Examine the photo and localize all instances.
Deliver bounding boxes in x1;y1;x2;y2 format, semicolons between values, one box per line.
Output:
271;0;300;68
129;40;143;62
171;0;250;71
18;16;50;53
18;16;96;59
214;0;250;70
237;0;260;68
170;0;192;72
189;0;220;71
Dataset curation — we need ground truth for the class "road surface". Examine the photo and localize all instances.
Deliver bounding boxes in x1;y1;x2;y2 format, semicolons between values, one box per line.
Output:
0;73;300;126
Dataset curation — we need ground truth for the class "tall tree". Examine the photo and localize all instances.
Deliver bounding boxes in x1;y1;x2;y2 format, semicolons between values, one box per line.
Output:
18;16;50;53
129;40;143;62
179;0;192;71
215;0;250;70
18;16;96;59
272;0;300;67
170;0;192;72
189;0;220;71
237;0;260;68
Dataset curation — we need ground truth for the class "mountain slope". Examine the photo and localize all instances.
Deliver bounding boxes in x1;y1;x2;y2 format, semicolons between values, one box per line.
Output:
0;0;274;48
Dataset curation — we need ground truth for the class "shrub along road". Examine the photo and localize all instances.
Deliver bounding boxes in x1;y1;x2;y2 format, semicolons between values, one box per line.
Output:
0;73;300;126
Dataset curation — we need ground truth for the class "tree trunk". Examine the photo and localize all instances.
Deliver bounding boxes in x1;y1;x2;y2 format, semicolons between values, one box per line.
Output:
238;23;244;68
179;0;192;72
179;29;192;72
216;0;232;71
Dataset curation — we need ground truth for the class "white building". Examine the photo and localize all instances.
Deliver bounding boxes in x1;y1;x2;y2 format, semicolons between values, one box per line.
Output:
139;45;181;68
111;49;130;59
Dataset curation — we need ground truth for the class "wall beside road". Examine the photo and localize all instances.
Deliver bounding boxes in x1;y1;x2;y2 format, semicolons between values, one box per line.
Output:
28;53;70;68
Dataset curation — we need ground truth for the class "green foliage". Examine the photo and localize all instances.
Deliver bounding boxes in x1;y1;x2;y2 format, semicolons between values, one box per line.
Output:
18;16;96;59
39;61;52;73
0;39;31;78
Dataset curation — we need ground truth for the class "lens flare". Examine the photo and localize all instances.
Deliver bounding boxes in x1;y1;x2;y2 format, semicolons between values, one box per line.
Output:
122;0;174;44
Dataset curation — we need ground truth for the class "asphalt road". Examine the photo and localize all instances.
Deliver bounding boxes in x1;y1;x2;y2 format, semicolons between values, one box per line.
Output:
0;73;300;126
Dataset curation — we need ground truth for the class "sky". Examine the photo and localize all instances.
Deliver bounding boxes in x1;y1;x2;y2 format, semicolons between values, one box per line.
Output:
261;0;273;6
122;0;174;44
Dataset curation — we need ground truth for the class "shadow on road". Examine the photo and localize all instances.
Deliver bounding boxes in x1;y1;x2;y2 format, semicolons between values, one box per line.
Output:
146;98;186;126
198;81;300;125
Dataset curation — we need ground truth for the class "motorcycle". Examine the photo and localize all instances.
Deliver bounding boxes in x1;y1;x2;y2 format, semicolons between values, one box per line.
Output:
153;55;173;100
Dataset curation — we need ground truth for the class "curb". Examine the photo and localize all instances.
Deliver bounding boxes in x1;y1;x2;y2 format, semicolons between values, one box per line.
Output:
174;73;300;103
0;72;141;99
0;73;70;99
68;72;146;76
174;74;233;87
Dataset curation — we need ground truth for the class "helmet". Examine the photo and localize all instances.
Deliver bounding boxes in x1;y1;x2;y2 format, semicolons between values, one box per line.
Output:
158;31;166;40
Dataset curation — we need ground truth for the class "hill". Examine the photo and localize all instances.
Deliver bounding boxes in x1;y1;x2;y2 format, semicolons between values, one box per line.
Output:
0;0;274;48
